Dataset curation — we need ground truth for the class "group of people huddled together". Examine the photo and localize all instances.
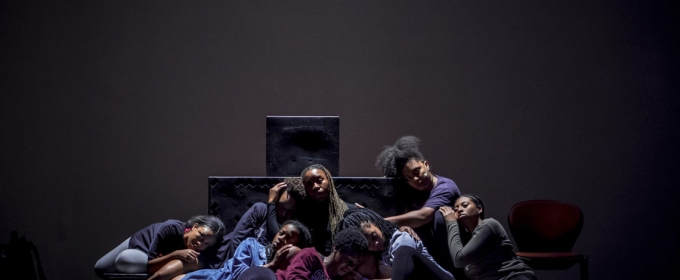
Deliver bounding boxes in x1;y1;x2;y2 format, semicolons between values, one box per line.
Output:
95;136;537;280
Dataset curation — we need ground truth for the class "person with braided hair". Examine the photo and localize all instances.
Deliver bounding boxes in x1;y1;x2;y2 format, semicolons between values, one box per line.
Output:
376;136;462;278
336;208;454;280
296;164;358;256
178;220;313;280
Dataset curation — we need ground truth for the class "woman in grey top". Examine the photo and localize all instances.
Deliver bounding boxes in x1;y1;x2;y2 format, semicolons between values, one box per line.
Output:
440;194;536;280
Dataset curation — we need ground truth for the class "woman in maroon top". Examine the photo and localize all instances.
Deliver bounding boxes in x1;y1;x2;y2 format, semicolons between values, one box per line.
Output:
239;227;369;280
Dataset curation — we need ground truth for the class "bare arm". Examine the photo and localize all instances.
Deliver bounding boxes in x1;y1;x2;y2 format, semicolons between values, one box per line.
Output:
384;207;436;228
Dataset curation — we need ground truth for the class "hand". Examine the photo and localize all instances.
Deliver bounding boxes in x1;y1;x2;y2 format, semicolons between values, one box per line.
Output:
268;182;287;203
399;226;420;241
171;249;200;263
267;244;293;269
439;206;458;222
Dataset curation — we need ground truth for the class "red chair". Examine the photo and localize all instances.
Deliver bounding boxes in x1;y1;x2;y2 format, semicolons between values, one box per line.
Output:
507;200;588;280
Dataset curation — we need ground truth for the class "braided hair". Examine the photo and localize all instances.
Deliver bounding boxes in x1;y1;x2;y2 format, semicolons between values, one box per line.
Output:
335;208;398;249
265;220;313;262
300;164;348;240
375;136;425;177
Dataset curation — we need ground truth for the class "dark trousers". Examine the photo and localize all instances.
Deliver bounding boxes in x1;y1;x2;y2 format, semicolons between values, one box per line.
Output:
239;266;277;280
391;246;455;280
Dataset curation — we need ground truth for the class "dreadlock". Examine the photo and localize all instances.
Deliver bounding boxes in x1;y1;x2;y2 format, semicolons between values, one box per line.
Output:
336;208;399;249
375;136;426;177
300;164;348;240
266;220;313;262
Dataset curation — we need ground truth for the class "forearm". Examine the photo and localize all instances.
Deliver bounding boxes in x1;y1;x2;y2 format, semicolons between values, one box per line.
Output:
385;210;433;228
266;203;280;240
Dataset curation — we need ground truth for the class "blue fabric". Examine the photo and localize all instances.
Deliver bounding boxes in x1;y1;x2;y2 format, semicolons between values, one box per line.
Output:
183;238;267;280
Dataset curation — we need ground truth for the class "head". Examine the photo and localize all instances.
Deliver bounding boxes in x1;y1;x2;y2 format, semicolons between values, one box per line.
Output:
301;164;349;240
275;177;306;222
183;215;226;251
326;227;369;278
301;164;331;202
454;194;485;221
271;220;312;251
375;136;433;191
400;158;434;191
336;208;398;252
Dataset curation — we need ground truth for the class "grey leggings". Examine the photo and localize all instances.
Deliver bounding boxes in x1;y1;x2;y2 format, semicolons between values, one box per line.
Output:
94;238;148;277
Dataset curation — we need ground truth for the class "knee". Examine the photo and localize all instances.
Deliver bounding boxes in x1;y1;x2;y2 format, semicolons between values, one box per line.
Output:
115;249;148;273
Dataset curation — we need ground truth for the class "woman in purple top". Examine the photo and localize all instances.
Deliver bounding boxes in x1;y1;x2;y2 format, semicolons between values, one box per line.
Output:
94;215;226;278
376;136;462;277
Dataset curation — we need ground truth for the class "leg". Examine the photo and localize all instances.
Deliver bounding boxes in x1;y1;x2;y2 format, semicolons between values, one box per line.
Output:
238;266;277;280
148;259;202;280
391;247;454;280
94;238;131;277
115;249;148;273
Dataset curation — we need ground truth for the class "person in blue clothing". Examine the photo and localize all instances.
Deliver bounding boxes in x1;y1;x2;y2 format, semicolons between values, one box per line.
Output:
94;215;226;278
179;220;312;280
376;136;462;277
139;178;308;280
336;208;454;280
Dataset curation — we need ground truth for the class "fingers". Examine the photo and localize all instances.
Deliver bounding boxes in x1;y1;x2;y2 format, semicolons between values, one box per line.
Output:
354;203;365;209
277;244;293;253
273;182;287;191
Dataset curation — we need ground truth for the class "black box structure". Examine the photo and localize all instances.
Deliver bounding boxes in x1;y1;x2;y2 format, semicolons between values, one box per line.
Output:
266;116;339;177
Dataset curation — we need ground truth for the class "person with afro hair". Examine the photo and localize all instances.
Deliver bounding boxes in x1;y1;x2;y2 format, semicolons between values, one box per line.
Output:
238;227;369;280
376;136;463;278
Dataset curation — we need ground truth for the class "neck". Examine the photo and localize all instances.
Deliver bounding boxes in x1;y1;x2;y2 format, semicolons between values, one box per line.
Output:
322;254;334;277
430;174;438;187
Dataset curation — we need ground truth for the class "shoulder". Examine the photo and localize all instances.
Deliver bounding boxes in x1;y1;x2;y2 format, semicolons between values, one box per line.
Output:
251;202;268;211
389;230;419;250
434;176;459;191
160;219;185;231
478;218;504;234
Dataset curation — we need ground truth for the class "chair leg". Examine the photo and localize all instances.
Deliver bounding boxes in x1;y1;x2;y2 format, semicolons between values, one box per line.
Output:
579;255;589;280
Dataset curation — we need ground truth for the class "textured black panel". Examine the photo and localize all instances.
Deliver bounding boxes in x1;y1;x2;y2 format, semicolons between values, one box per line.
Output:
208;176;404;232
266;116;339;176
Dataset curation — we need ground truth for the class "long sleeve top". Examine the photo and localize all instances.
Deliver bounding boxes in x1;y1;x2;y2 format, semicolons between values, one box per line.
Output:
445;218;534;280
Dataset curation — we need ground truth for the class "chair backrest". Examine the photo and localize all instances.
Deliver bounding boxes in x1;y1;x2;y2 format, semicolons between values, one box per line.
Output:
507;200;583;253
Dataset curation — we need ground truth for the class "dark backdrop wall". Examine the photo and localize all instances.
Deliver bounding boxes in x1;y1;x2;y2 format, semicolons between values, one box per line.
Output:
1;1;677;279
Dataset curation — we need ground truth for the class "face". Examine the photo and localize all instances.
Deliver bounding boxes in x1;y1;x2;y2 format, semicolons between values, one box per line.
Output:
327;250;359;278
303;168;330;202
453;196;482;221
272;224;301;251
361;222;386;252
185;224;217;251
401;159;433;191
276;190;297;222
